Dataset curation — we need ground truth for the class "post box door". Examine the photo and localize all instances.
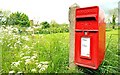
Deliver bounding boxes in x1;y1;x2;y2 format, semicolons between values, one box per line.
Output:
75;31;99;69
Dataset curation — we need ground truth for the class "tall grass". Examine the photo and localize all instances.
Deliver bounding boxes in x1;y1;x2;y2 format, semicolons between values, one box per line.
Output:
0;26;118;74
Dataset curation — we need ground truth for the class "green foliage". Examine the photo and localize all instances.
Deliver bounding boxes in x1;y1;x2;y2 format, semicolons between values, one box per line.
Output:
0;10;30;26
112;15;116;25
108;8;118;29
50;20;59;27
37;33;69;73
111;15;116;29
40;21;50;29
38;26;69;34
9;12;30;27
38;21;69;34
109;8;118;18
1;10;11;25
0;10;2;25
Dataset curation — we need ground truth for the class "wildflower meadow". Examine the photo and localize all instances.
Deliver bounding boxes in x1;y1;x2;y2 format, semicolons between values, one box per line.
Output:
0;25;118;74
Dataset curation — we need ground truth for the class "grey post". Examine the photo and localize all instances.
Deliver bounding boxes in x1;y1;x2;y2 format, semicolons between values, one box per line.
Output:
68;3;80;69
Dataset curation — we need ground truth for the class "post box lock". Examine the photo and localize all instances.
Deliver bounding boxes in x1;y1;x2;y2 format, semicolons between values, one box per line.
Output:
84;31;87;35
74;6;106;69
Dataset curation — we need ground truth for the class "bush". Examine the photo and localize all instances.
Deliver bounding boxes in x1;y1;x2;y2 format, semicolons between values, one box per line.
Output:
37;26;69;34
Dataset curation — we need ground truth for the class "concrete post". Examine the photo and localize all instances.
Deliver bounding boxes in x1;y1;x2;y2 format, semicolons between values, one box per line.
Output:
68;3;80;69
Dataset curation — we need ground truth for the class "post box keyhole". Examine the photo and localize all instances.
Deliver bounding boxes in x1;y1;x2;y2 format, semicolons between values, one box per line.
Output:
84;31;87;35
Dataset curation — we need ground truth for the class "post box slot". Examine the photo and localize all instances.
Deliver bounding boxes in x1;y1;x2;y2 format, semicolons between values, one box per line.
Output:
76;14;97;21
76;17;96;21
75;29;98;32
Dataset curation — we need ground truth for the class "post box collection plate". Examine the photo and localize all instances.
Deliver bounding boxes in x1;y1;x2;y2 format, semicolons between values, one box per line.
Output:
81;37;90;58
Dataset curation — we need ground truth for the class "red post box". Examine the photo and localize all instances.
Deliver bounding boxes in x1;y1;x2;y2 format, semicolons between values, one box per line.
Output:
74;6;106;69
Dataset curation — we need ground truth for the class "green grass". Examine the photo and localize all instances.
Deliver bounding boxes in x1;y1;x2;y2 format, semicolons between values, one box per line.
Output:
1;32;69;73
1;28;118;74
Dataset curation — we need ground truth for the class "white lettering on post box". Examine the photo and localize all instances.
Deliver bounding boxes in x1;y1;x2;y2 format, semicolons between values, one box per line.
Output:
81;37;90;57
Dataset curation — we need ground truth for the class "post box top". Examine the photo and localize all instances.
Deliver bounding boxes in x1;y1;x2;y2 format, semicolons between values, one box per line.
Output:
75;6;106;30
76;6;105;23
76;6;99;10
76;6;99;15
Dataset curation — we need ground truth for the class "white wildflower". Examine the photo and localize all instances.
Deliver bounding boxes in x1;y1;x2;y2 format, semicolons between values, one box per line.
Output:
33;26;41;29
7;44;11;47
26;27;34;32
17;71;23;74
14;43;17;47
40;61;49;65
33;51;37;53
20;53;24;57
24;37;29;41
37;63;42;68
18;61;22;63
24;45;29;49
21;36;29;41
39;65;48;73
9;70;15;73
13;35;20;38
11;61;21;67
38;61;49;72
17;71;23;73
25;59;32;65
42;65;48;69
13;28;18;33
32;34;35;36
0;28;3;33
31;68;37;72
8;31;12;35
35;62;39;65
31;56;37;60
33;53;37;57
22;56;30;59
0;40;2;43
4;29;8;32
16;40;21;44
10;46;13;49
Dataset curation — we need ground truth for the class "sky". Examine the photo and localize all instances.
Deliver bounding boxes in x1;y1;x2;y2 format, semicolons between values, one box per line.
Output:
0;0;119;24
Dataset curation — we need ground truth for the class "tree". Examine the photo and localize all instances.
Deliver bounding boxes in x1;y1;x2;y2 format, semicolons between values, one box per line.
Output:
2;10;11;25
60;23;69;32
50;20;59;27
0;10;3;25
109;8;118;29
9;12;30;27
112;14;116;29
40;21;50;29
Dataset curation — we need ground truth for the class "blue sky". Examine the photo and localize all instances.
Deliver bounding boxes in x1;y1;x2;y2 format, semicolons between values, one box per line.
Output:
0;0;119;24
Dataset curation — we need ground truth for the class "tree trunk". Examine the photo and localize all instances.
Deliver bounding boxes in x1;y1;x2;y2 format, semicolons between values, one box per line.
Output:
112;25;115;29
